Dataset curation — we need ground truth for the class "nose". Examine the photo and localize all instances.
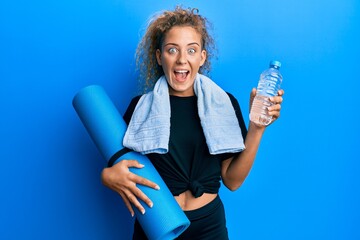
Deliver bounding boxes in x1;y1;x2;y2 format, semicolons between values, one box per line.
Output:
176;50;187;64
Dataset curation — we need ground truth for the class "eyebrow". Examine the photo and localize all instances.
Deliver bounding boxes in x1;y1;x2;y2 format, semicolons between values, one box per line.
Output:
163;42;200;47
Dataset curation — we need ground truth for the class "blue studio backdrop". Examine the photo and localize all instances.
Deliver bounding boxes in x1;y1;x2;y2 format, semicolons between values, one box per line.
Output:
1;0;359;239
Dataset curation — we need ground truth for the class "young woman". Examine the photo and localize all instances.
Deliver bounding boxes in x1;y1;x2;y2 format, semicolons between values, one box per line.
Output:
101;6;284;239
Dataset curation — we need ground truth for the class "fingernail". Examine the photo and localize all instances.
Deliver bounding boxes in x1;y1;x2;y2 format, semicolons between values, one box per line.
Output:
131;212;134;217
139;164;145;167
155;185;160;190
149;202;153;208
142;209;146;215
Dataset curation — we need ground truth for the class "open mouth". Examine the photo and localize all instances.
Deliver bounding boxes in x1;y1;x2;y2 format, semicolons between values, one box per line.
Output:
174;70;189;81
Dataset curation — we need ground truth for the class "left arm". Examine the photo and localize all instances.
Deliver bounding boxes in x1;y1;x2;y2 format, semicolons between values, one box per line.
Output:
221;88;284;191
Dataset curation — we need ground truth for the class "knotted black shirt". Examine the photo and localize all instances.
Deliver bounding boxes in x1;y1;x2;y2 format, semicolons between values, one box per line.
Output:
123;93;247;198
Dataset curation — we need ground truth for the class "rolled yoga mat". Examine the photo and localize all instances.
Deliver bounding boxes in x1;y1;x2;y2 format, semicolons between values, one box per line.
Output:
72;85;190;240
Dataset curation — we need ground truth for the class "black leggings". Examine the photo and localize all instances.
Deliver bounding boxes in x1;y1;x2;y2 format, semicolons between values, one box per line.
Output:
133;195;229;240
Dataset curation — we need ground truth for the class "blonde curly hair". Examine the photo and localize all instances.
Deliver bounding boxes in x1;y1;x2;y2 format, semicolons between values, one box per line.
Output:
136;6;216;93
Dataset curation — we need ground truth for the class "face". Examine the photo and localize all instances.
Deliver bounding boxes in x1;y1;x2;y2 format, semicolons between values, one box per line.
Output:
156;26;207;97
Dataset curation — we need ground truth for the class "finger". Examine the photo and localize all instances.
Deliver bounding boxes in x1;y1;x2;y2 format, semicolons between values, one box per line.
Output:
123;188;146;215
131;185;154;208
278;89;285;96
249;88;257;112
250;88;256;98
119;191;135;217
267;103;281;113
269;96;283;105
131;174;160;191
267;105;281;118
268;111;280;119
124;160;145;169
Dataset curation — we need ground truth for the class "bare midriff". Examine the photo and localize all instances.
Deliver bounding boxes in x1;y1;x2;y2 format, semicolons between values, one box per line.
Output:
174;190;217;211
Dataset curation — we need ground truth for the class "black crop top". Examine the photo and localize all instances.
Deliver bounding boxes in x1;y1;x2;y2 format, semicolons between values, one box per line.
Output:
123;93;247;198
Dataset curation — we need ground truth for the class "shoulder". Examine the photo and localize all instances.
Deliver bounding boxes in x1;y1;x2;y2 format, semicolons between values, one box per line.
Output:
226;92;237;100
123;95;142;124
129;95;142;106
225;92;240;109
225;91;248;138
127;95;143;113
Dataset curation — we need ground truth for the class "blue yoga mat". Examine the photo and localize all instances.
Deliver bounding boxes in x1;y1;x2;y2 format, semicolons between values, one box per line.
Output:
72;85;190;240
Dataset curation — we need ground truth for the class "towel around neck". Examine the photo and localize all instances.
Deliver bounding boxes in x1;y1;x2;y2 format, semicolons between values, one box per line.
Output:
123;73;245;155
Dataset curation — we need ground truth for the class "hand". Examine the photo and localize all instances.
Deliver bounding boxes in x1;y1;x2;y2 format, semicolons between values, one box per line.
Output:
101;160;160;217
267;89;284;124
249;88;284;126
249;88;257;112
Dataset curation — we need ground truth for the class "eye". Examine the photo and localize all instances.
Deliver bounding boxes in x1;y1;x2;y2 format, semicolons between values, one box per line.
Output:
168;48;178;54
188;48;196;54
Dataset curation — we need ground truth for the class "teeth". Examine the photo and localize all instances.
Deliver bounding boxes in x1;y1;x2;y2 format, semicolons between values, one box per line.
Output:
175;70;188;73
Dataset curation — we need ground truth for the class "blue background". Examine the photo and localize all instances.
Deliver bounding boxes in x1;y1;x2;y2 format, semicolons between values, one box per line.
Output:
1;0;359;239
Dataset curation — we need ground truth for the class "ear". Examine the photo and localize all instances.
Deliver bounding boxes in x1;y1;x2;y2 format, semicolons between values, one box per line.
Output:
200;50;207;67
156;49;162;66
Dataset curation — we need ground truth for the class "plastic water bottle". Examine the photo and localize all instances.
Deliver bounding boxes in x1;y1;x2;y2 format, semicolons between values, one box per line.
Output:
250;60;283;126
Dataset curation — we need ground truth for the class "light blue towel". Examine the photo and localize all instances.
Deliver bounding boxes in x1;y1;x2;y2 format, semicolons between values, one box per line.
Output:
123;73;245;155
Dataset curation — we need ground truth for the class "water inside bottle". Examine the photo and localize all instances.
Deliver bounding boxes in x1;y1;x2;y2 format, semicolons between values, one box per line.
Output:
250;95;273;125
